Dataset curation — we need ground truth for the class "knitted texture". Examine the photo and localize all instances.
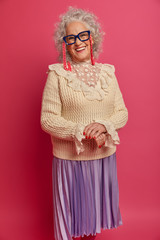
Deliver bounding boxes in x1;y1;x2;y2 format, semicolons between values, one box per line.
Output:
40;62;128;160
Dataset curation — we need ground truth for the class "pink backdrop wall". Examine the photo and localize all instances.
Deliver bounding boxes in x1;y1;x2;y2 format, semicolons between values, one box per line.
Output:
0;0;160;240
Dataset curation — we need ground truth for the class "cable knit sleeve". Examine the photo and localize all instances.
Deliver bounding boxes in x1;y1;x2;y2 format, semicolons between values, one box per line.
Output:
40;70;85;151
93;70;128;147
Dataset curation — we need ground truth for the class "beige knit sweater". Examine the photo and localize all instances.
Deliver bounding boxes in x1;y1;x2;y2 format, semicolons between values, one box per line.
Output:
40;62;128;161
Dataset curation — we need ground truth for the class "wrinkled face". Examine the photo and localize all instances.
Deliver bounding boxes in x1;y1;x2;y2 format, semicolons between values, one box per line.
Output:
65;21;93;63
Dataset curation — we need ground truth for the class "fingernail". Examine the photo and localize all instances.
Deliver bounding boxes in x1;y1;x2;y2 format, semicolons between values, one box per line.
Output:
83;132;86;135
89;136;91;139
93;136;96;139
86;136;88;139
103;142;105;145
99;145;102;148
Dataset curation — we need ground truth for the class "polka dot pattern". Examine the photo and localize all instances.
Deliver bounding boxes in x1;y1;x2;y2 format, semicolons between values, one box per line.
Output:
71;61;101;88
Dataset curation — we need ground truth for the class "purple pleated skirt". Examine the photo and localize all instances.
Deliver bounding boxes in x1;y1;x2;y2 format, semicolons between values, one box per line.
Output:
52;152;123;240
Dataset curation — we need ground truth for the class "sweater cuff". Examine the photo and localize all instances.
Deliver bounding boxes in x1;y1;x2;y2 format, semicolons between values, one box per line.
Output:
74;123;86;155
93;119;120;148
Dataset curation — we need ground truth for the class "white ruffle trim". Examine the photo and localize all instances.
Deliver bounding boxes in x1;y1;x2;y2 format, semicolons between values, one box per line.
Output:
74;123;86;155
93;119;120;148
48;63;115;101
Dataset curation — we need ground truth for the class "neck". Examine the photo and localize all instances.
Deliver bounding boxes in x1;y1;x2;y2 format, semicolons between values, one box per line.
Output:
71;59;93;65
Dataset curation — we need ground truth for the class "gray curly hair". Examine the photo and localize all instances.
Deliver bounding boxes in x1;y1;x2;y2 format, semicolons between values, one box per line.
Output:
54;7;105;62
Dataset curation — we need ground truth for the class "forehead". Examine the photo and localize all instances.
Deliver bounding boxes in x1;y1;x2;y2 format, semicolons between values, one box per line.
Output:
66;21;88;35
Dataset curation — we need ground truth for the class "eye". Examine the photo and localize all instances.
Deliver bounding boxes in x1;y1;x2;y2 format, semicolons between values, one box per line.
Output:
79;32;89;40
81;33;87;37
68;36;75;41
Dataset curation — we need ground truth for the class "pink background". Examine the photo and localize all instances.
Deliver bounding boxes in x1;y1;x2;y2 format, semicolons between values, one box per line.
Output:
0;0;160;240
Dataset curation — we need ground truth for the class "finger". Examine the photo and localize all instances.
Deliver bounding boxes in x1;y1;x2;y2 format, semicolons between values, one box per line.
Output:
95;138;103;146
84;123;107;139
93;130;104;139
84;123;99;138
88;125;105;138
83;123;96;136
84;122;105;134
95;134;106;147
88;127;101;138
96;139;105;147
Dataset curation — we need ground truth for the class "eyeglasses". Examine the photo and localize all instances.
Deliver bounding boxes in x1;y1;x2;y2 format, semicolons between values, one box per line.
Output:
63;30;90;45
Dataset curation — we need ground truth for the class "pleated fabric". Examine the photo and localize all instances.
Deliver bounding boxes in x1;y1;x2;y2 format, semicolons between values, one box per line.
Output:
52;152;123;240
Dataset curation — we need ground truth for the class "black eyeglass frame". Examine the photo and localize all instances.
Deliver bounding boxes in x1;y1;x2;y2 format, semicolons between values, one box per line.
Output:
63;30;91;45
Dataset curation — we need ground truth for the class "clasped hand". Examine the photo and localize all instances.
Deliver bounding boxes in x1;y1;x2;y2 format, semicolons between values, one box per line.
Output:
83;122;108;148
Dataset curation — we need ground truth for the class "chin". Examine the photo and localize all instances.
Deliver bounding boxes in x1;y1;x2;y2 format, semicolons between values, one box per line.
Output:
74;55;90;63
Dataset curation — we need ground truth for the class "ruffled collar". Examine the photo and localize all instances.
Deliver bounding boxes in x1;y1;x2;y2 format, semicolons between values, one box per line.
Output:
48;62;115;101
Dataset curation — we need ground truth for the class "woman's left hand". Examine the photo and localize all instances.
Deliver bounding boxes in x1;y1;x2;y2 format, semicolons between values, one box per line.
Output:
95;133;107;148
83;122;107;139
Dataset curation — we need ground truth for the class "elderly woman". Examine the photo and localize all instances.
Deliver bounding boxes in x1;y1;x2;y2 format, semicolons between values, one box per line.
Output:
40;7;128;240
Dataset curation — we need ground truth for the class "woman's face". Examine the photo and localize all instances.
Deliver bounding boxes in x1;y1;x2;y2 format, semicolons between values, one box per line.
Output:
65;21;92;63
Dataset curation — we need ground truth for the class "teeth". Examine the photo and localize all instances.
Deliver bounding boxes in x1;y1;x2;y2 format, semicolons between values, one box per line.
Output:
76;47;85;51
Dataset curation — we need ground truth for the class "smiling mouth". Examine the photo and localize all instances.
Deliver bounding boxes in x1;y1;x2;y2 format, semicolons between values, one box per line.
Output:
76;47;86;52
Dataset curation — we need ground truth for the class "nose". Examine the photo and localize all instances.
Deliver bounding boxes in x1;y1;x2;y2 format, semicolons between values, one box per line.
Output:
75;36;82;45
